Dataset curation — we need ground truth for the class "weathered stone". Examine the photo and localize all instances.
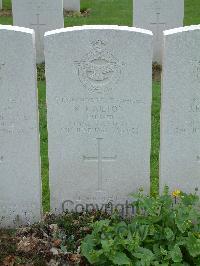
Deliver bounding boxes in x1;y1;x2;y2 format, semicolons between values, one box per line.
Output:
45;25;153;214
12;0;64;63
160;25;200;194
133;0;184;63
0;26;41;228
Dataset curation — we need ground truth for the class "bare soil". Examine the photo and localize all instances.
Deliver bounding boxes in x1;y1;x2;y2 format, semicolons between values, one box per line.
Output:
0;9;12;17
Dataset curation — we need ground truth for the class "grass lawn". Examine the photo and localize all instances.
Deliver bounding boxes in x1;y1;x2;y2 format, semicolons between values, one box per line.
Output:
0;0;200;211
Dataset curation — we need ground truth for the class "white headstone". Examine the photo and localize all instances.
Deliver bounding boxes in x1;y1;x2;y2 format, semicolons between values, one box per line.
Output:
63;0;80;12
133;0;184;64
0;26;41;228
45;25;153;214
12;0;64;64
160;25;200;195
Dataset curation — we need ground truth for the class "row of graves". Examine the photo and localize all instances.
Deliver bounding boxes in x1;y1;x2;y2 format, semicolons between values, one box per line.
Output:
0;0;184;64
9;0;184;64
0;0;199;227
0;0;80;12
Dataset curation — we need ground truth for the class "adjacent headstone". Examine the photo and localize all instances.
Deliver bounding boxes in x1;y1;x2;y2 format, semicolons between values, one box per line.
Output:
160;25;200;194
12;0;64;63
133;0;184;63
45;25;153;214
0;25;41;228
63;0;80;12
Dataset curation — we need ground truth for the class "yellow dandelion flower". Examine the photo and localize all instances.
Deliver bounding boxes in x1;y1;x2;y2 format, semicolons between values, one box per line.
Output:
172;190;181;197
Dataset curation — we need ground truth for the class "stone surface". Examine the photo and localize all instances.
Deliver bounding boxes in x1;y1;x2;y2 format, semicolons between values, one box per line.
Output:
45;25;153;214
63;0;80;12
0;26;41;228
133;0;184;64
12;0;64;63
160;25;200;195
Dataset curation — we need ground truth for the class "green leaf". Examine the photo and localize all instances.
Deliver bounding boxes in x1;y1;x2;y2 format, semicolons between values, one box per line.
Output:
101;239;113;251
81;235;100;264
164;227;175;241
92;219;110;232
111;252;131;265
133;247;154;262
170;246;182;263
81;234;95;251
139;225;149;241
187;232;200;257
160;246;168;256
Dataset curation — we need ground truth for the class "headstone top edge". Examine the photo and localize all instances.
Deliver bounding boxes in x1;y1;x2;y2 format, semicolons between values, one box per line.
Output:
164;25;200;36
44;25;153;38
0;25;34;35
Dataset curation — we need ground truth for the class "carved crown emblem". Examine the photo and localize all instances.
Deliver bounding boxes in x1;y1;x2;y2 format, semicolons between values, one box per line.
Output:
75;40;124;93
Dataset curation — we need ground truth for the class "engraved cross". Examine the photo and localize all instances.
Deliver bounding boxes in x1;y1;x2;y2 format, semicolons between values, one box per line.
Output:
31;13;46;29
83;138;117;191
150;1;166;42
30;10;46;46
